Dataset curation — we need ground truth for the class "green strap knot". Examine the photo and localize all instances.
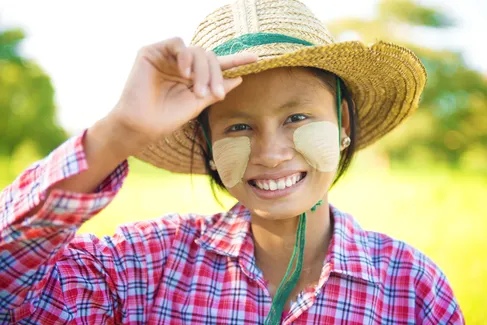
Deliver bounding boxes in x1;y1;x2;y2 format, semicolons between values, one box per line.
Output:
310;200;323;212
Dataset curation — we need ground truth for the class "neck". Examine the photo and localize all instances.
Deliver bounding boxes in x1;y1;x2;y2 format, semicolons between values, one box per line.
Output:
250;197;332;272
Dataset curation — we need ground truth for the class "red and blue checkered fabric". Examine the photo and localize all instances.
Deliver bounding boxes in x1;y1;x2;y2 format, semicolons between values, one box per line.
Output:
0;132;464;324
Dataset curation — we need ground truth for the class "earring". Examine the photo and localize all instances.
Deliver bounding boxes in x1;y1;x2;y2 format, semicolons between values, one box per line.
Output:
341;136;351;149
209;160;217;171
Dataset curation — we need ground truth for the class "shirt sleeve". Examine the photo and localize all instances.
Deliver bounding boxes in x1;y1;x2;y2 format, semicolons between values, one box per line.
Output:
415;259;465;325
0;131;129;323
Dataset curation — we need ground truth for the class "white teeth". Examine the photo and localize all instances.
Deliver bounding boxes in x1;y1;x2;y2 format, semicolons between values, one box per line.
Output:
277;179;286;190
253;173;305;191
269;180;277;190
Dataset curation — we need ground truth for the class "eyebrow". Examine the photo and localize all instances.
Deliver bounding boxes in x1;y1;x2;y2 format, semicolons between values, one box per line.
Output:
279;98;309;110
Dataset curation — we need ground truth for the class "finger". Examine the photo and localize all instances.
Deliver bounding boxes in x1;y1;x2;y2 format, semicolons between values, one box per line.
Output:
207;51;225;100
177;47;193;79
192;47;210;98
144;37;190;79
159;37;186;57
218;52;259;71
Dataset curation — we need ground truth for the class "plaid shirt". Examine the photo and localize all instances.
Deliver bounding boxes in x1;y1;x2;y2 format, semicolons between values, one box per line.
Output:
0;132;464;324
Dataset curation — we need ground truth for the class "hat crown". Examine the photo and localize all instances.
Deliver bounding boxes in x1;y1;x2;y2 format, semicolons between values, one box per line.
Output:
191;0;335;53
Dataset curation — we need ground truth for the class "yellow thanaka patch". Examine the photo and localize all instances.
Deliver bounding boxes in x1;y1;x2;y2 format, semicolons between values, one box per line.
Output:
213;137;251;188
293;121;339;172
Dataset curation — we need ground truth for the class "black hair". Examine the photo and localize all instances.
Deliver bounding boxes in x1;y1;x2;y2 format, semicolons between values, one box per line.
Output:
190;67;359;198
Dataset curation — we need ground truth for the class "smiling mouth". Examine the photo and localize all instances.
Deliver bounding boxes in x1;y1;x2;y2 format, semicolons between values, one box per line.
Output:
248;172;307;191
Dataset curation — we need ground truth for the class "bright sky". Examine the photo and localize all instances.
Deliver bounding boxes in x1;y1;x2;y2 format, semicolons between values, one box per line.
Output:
2;0;486;133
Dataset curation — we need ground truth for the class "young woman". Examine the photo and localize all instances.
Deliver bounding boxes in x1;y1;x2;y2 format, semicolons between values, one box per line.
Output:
0;0;464;324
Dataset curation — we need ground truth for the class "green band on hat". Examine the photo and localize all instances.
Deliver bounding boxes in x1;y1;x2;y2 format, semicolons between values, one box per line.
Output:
212;32;314;56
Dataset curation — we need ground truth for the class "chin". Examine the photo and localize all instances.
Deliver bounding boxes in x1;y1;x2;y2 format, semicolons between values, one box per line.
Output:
249;204;309;220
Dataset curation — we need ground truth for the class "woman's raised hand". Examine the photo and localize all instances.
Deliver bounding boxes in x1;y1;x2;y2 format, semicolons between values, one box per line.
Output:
106;37;258;156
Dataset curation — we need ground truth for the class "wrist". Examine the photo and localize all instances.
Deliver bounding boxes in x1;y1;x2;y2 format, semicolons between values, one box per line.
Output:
88;116;147;162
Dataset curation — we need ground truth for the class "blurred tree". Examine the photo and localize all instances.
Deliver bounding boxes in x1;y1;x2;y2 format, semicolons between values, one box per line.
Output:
329;0;487;169
0;28;67;159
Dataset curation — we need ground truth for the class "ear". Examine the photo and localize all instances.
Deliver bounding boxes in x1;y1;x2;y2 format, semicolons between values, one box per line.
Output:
340;98;351;138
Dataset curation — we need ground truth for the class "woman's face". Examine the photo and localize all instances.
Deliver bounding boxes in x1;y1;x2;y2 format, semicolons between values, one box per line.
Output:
208;67;347;220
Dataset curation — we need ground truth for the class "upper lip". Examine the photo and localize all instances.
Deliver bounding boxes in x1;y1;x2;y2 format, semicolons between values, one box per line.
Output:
246;170;306;181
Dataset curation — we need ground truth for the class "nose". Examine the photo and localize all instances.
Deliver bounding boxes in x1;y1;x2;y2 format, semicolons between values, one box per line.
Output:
249;129;294;168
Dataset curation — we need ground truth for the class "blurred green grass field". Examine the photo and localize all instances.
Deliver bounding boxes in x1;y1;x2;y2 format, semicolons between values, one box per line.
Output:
1;156;486;324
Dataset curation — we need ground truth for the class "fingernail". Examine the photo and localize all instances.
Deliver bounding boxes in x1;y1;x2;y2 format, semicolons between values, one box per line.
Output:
199;86;208;97
215;85;225;98
185;68;191;78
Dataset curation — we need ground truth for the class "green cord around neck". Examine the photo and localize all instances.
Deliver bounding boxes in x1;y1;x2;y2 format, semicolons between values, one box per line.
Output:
208;32;343;324
202;79;342;324
264;79;342;324
264;200;323;324
201;78;342;324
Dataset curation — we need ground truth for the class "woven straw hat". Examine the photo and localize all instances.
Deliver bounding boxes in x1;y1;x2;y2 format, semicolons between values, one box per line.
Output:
135;0;427;174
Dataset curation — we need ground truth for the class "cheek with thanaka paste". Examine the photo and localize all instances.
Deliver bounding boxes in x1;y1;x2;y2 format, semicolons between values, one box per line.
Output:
213;137;251;188
293;121;340;172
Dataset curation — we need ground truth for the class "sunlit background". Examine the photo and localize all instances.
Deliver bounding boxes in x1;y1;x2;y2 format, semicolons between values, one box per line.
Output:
1;0;486;323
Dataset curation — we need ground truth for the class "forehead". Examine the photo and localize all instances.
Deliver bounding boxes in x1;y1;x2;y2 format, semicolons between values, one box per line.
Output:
209;67;336;120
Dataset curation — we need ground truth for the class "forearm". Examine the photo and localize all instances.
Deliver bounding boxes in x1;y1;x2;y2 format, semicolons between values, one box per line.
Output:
0;129;129;313
30;116;140;215
55;118;131;194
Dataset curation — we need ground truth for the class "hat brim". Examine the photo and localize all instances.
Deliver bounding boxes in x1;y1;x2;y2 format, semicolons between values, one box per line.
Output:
134;40;427;174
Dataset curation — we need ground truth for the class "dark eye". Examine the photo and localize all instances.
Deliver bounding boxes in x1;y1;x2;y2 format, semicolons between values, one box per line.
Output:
228;123;251;132
285;114;308;124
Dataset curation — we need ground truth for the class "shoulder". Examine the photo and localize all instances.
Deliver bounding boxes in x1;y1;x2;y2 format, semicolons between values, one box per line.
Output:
365;229;437;279
71;210;228;256
333;206;451;292
113;210;228;243
365;229;445;287
331;206;463;323
365;229;463;323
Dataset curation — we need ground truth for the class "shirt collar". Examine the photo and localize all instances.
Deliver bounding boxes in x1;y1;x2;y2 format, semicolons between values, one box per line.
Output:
195;203;251;257
195;202;380;284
